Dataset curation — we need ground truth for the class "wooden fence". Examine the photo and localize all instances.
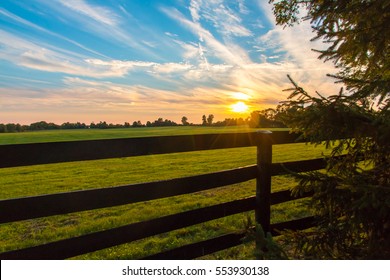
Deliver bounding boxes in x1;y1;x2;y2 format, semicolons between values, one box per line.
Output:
0;131;324;259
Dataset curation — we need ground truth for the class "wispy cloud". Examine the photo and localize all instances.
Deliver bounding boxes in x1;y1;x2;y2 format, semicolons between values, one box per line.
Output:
189;0;252;37
238;0;250;15
0;76;239;124
34;0;153;55
0;7;107;57
161;6;251;66
0;30;124;78
0;74;54;88
258;0;338;88
58;0;120;26
0;7;47;32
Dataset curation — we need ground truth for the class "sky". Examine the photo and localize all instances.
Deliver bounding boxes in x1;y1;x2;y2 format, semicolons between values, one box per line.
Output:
0;0;339;125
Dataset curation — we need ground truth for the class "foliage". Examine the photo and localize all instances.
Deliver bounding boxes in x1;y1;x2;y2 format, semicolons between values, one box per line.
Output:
146;117;178;127
207;114;214;126
269;0;390;259
181;116;189;126
242;217;289;260
201;114;215;126
249;109;287;128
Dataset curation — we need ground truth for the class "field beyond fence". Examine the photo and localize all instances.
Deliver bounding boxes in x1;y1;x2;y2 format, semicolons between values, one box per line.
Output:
0;130;326;259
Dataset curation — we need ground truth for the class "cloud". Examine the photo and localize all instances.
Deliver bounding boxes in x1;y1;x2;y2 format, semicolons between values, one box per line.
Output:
0;29;175;79
58;0;120;26
238;0;250;15
189;0;252;37
0;8;106;57
256;1;337;72
189;0;201;23
0;30;137;78
161;6;251;67
0;74;54;87
203;2;252;37
165;32;179;37
0;77;241;124
33;0;153;54
85;59;156;76
84;59;194;77
151;63;193;74
0;8;47;32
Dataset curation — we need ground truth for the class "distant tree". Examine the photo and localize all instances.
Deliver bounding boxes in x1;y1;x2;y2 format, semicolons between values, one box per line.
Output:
248;111;260;128
147;117;178;127
181;116;189;126
0;123;25;132
249;109;287;128
61;122;70;129
201;115;207;126
61;122;87;129
206;114;214;126
96;121;109;129
5;123;15;132
163;119;178;126
29;121;59;130
207;114;214;126
0;124;7;133
224;118;237;126
236;117;246;126
131;121;143;127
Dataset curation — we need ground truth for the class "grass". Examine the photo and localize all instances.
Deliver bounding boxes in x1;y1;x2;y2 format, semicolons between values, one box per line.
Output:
0;126;327;259
0;125;284;145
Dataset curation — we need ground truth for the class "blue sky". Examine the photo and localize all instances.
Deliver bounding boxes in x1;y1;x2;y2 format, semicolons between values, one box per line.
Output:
0;0;338;124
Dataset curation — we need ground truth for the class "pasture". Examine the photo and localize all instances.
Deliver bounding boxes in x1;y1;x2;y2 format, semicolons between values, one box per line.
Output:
0;126;328;259
0;126;266;145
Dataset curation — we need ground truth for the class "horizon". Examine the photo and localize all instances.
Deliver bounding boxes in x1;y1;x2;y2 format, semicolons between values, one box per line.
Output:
1;114;251;126
0;0;339;125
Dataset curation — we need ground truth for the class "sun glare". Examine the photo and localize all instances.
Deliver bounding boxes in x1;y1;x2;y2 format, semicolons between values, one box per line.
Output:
231;101;249;113
231;92;250;100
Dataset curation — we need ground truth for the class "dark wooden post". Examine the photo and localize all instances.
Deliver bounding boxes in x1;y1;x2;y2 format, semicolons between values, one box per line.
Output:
255;130;273;233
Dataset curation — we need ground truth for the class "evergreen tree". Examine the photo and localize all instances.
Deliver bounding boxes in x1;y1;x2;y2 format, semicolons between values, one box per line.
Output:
269;0;390;259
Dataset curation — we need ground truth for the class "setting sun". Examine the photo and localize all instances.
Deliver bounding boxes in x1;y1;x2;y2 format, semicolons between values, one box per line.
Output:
231;101;249;113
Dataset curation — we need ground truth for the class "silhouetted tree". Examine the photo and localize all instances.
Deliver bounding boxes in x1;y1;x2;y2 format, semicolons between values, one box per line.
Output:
249;109;287;128
132;121;143;127
181;116;189;126
201;115;207;126
207;114;214;126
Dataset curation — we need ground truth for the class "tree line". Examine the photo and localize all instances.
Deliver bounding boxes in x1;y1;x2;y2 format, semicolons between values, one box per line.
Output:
0;110;287;133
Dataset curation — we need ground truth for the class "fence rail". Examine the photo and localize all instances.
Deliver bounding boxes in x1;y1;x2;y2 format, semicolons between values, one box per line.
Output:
0;131;320;259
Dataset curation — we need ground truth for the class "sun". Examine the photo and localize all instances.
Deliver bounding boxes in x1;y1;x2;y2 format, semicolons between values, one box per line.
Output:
231;101;249;113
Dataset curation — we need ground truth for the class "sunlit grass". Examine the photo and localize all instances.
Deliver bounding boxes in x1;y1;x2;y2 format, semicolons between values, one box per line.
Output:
0;126;278;145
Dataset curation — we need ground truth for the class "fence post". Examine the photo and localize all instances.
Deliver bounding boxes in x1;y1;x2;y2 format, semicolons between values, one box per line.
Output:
255;130;272;234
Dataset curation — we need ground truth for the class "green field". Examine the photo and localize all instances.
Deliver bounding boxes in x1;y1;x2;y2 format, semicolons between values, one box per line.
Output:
0;126;327;259
0;126;271;145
